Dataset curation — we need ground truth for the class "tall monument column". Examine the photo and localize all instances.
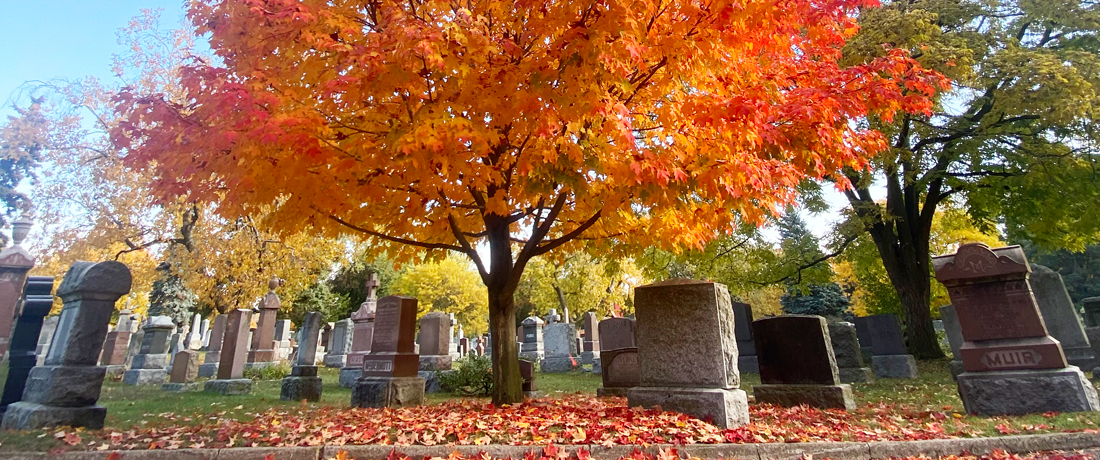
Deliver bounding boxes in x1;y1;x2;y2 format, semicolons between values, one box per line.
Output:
0;218;35;359
247;277;282;368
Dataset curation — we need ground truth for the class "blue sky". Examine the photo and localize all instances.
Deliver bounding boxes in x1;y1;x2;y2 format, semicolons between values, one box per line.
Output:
0;0;189;117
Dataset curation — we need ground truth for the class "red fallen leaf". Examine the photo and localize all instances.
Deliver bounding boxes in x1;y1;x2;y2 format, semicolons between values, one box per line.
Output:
264;455;275;460
105;453;122;460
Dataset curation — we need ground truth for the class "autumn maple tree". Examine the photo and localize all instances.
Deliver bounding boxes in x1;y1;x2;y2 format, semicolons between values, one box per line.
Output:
113;0;945;403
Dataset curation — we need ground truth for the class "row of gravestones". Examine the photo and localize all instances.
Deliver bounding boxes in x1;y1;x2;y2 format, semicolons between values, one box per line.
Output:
592;243;1100;427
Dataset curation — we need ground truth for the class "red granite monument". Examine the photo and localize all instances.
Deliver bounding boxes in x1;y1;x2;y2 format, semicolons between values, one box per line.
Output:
350;296;424;407
933;243;1099;415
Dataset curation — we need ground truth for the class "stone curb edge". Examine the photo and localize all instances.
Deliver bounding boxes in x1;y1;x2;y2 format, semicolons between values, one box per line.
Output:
2;432;1098;460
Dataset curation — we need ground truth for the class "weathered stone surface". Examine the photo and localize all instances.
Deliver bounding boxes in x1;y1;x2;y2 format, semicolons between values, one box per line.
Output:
543;323;577;358
957;367;1100;415
21;366;106;407
601;348;639;390
598;318;636;351
418;369;455;394
161;382;201;392
122;369;168;386
351;377;425;408
940;305;964;360
582;312;600;353
738;355;759;374
360;296;420;378
864;315;908;356
541;356;578;373
295;312;323;366
339;368;361;388
627;279;747;428
247;277;281;366
346;273;380;369
418;355;452;371
838;367;875;384
204;379;253;395
632;279;739;388
753;384;856;410
280;376;322;402
754;315;839;385
1;403;105;430
418;312;451;356
872;355;918;379
520;316;544;360
627;387;749;429
1084;297;1100;328
0;219;36;361
218;309;252;380
198;315;227;378
169;350;200;383
325;319;353;368
1030;264;1096;368
829;323;864;368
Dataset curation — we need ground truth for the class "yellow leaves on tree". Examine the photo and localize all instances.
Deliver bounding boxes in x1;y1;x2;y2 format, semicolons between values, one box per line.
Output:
389;255;489;336
113;0;946;403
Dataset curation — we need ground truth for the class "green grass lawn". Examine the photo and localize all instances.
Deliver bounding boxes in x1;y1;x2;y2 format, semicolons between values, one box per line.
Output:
1;359;1100;452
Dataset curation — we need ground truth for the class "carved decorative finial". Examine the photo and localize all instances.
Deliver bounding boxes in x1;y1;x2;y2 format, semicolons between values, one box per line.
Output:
268;276;280;291
11;217;32;246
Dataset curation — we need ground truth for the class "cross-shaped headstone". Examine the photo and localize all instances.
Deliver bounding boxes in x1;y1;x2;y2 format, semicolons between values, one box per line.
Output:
364;273;380;301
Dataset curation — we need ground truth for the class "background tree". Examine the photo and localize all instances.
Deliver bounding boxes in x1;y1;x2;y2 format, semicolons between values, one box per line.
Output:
289;281;346;325
837;0;1100;357
147;262;196;326
0;100;44;240
115;0;943;403
327;247;398;319
390;254;489;336
516;252;644;324
1026;244;1100;308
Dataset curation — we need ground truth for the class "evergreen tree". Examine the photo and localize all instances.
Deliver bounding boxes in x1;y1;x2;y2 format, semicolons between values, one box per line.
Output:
147;262;196;326
781;283;852;319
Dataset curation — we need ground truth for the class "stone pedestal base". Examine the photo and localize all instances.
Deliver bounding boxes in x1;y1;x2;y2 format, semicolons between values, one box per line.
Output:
23;366;106;407
419;370;455;393
627;387;749;429
204;379;252;395
104;365;127;378
597;387;630;397
957;366;1100;415
339;367;361;388
1;402;106;430
580;351;597;364
130;354;167;370
161;382;201;392
122;368;167;386
872;354;918;379
738;355;759;374
280;376;322;402
540;356;578;373
197;363;218;378
1064;346;1096;370
351;376;425;408
518;351;543;362
419;355;452;372
753;384;856;410
950;360;966;381
245;361;276;370
590;358;602;375
323;354;347;368
838;367;875;383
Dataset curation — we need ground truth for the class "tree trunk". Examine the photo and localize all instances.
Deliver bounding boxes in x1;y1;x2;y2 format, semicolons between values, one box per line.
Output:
484;215;524;404
866;222;945;360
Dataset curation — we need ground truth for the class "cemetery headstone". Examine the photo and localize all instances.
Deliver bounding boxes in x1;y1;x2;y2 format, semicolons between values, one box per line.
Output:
168;329;186;365
753;315;856;410
199;318;211;349
541;320;578;373
545;308;561;324
828;322;873;383
448;313;460;360
933;243;1100;415
281;311;323;401
351;296;425;408
940;304;967;379
247;277;281;368
342;273;379;387
0;276;53;415
1084;297;1100;328
474;337;485;356
864;314;918;379
627;279;749;429
124;318;143;369
597;317;638;397
34;316;58;367
325;318;353;368
852;317;874;363
418;311;454;393
186;313;203;350
122;316;174;385
1030;264;1096;368
519;316;545;361
162;350;200;392
1086;327;1100;376
0;218;34;361
581;311;600;364
2;260;131;430
520;359;539;398
197;315;227;378
732;302;758;373
204;309;254;395
98;309;133;376
274;319;293;360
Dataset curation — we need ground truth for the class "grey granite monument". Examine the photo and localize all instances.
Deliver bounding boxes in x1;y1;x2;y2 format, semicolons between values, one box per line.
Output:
281;311;323;401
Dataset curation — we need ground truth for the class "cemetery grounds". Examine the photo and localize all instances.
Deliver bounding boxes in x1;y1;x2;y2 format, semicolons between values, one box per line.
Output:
0;360;1098;458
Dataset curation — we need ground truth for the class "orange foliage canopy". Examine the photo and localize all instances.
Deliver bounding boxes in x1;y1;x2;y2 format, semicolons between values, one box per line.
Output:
114;0;944;266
